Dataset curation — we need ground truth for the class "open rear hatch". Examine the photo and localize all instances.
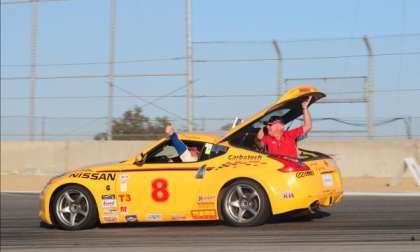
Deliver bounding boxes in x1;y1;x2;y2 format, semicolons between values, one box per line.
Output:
218;86;325;150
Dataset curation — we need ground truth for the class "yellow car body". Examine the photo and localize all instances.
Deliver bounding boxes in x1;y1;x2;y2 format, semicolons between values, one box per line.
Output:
39;85;343;229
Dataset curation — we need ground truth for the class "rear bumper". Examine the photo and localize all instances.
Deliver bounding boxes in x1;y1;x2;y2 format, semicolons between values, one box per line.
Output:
318;189;343;207
271;189;343;215
268;168;343;215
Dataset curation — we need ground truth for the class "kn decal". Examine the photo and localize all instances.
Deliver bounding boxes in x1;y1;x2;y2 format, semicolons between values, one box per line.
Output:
281;192;295;199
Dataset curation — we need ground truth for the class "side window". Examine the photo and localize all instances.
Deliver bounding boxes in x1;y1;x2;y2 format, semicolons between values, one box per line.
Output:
200;143;229;161
144;140;228;163
145;141;181;163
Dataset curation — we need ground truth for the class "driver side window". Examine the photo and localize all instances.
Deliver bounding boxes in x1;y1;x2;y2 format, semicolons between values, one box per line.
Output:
144;140;228;164
145;141;182;163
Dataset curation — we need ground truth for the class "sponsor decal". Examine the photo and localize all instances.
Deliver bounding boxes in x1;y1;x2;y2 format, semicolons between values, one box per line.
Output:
120;206;128;213
118;194;131;202
70;172;116;181
198;195;215;202
191;209;217;220
197;195;216;208
197;202;216;209
146;214;162;221
281;192;295;199
120;174;129;192
102;195;117;208
125;214;137;222
171;214;186;221
296;170;315;178
103;215;119;223
228;154;262;161
102;194;115;200
103;208;119;214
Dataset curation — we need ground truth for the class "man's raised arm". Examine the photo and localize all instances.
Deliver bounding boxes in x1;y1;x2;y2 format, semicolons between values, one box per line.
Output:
301;96;312;134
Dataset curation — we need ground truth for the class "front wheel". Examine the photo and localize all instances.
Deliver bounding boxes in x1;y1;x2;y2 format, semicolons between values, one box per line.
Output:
221;180;271;226
52;185;98;230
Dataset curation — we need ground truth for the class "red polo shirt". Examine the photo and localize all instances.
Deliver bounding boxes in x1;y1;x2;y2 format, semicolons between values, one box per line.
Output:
262;126;304;158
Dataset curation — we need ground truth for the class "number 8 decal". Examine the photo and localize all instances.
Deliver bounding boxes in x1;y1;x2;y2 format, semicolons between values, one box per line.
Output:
151;178;169;202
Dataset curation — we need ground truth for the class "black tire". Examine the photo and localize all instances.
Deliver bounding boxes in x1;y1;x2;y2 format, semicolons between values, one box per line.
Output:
51;185;98;230
220;179;271;226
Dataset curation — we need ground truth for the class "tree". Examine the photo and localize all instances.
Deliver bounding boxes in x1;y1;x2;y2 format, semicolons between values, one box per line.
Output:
94;106;170;140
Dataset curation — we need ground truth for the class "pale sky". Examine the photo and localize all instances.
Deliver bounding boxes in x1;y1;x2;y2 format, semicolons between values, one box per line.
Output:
1;0;420;140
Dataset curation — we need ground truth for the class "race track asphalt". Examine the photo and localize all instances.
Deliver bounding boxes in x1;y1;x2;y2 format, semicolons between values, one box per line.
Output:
1;193;420;252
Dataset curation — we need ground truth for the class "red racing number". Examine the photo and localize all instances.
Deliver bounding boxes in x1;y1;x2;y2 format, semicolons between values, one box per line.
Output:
151;178;169;202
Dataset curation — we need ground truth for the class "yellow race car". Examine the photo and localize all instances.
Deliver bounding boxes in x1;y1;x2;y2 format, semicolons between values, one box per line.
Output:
39;85;343;230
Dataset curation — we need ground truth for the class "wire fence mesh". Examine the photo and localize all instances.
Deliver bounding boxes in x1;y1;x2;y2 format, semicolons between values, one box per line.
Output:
1;0;419;140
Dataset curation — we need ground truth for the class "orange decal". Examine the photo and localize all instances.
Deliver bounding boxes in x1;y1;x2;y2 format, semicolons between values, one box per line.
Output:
191;209;217;220
118;194;131;202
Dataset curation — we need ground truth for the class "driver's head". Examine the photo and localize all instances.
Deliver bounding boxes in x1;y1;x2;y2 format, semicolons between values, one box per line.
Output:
266;116;285;134
180;146;199;162
188;146;199;158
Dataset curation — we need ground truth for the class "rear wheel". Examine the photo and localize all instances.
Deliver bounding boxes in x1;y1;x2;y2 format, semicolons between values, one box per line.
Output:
52;185;98;230
221;180;271;226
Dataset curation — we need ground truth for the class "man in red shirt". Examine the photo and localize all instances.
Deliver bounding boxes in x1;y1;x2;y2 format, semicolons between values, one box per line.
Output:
256;97;312;159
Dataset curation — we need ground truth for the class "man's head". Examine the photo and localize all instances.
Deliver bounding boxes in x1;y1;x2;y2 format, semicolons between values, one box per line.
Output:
266;116;285;135
182;146;199;162
188;146;199;158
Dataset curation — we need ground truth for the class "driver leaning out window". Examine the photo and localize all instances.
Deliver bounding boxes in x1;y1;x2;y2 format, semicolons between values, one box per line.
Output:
165;124;199;162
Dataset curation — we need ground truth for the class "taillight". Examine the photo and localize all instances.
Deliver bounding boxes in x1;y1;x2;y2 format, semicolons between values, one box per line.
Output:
278;165;311;172
274;158;311;173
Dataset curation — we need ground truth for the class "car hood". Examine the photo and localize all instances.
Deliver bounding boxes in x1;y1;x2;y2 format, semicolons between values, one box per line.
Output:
219;85;325;143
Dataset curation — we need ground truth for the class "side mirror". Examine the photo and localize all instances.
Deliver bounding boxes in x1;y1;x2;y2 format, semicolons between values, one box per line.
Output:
195;165;207;179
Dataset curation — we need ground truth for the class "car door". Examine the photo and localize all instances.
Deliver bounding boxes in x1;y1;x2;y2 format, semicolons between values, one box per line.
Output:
117;141;206;221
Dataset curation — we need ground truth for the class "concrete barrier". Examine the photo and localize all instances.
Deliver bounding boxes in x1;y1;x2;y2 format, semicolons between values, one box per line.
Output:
300;140;420;177
1;141;153;175
1;140;419;177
